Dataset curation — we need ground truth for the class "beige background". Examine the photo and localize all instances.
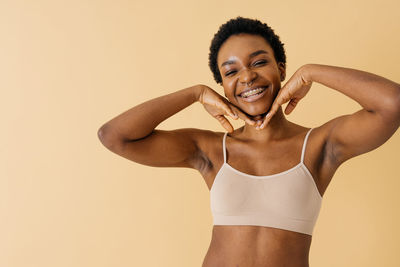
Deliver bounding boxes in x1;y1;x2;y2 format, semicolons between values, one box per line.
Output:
1;0;399;266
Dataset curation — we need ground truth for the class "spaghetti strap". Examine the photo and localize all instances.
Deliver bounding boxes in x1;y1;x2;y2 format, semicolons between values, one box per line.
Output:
301;128;313;163
222;132;228;163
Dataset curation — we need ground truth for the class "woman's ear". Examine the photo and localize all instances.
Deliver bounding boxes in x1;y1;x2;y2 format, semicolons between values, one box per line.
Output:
278;62;286;81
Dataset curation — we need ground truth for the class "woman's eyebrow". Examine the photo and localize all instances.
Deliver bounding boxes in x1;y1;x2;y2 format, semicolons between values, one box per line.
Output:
220;50;268;68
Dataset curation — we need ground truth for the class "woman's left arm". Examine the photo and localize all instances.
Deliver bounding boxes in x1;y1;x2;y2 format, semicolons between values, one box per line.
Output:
263;64;400;165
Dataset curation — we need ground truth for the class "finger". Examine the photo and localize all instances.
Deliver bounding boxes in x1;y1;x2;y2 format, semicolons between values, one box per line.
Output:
259;101;280;129
257;114;269;130
230;106;256;125
215;115;234;133
259;93;287;129
216;101;237;120
284;98;299;115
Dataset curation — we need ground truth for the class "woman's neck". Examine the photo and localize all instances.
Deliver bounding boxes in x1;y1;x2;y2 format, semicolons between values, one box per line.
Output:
239;107;290;141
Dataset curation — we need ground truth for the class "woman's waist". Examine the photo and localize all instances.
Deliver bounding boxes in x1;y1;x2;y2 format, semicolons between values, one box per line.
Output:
206;225;312;264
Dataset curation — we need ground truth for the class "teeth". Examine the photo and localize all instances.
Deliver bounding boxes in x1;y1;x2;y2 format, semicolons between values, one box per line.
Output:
241;87;265;98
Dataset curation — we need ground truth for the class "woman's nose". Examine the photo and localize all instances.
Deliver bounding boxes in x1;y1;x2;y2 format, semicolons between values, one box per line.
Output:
239;69;257;86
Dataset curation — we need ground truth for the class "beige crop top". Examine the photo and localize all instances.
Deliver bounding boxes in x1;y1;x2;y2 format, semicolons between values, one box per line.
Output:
210;128;322;235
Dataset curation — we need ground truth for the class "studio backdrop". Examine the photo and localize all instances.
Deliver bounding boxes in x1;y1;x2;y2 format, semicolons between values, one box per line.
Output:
1;0;399;266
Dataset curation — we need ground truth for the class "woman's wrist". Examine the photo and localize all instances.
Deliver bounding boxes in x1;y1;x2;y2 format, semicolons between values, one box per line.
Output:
299;64;315;85
192;84;207;103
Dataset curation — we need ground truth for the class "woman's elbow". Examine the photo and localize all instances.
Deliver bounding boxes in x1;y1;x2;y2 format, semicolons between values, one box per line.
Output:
381;85;400;126
97;124;122;149
394;85;400;113
378;84;400;115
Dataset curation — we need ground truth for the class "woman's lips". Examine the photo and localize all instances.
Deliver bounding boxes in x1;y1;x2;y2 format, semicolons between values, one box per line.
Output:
239;86;269;102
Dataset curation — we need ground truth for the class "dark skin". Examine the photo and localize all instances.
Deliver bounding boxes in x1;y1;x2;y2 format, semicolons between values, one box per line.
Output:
97;33;400;266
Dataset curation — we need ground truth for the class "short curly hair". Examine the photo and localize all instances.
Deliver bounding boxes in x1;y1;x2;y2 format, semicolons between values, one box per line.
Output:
208;16;287;84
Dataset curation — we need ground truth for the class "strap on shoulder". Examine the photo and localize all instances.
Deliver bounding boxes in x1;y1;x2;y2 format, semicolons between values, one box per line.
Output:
301;128;313;163
222;132;228;163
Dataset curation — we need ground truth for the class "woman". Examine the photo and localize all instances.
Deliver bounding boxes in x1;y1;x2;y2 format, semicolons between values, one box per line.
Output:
97;17;400;267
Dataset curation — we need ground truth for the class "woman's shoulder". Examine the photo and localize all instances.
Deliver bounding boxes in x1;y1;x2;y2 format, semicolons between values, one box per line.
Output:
172;127;225;152
286;121;331;142
191;128;225;149
178;127;224;140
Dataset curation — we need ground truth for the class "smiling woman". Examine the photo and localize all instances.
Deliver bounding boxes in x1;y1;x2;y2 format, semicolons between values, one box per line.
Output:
98;16;400;267
216;34;285;117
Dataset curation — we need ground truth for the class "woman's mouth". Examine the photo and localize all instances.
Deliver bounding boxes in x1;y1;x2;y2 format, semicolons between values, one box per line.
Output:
239;86;269;102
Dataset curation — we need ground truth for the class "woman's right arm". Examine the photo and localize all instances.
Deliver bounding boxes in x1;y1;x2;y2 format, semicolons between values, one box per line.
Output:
97;84;252;170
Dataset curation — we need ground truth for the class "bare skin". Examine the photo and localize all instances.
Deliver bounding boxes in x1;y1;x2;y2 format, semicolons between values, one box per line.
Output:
97;34;400;266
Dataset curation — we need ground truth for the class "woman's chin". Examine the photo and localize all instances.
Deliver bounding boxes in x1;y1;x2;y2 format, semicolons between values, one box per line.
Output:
238;100;272;118
243;108;270;120
248;114;265;121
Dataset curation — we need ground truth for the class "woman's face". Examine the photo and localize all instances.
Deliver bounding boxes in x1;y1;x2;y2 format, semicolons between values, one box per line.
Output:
217;33;286;117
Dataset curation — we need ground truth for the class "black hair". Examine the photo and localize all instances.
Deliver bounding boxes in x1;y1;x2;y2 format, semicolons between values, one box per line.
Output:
208;16;287;84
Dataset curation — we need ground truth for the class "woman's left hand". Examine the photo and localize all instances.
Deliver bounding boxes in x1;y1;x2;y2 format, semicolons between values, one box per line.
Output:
258;65;313;129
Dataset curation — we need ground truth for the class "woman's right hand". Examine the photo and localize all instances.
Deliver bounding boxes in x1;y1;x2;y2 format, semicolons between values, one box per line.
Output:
198;85;256;132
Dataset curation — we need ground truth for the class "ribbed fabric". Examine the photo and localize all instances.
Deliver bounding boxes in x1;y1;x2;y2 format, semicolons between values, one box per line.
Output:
210;128;322;236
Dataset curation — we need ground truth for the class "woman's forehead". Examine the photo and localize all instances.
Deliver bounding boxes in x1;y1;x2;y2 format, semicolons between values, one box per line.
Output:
217;34;273;67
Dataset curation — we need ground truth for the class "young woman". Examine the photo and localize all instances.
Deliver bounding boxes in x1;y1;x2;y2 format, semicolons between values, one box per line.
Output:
97;17;400;267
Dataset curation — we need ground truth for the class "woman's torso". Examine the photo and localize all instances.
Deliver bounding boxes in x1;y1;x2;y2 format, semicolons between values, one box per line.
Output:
195;123;336;267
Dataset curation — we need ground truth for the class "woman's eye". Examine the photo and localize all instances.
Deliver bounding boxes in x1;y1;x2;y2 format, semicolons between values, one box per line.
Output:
224;61;266;76
254;60;267;66
225;70;237;76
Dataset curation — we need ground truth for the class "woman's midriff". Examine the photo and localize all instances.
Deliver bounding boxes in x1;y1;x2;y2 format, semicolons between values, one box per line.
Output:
202;225;312;267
